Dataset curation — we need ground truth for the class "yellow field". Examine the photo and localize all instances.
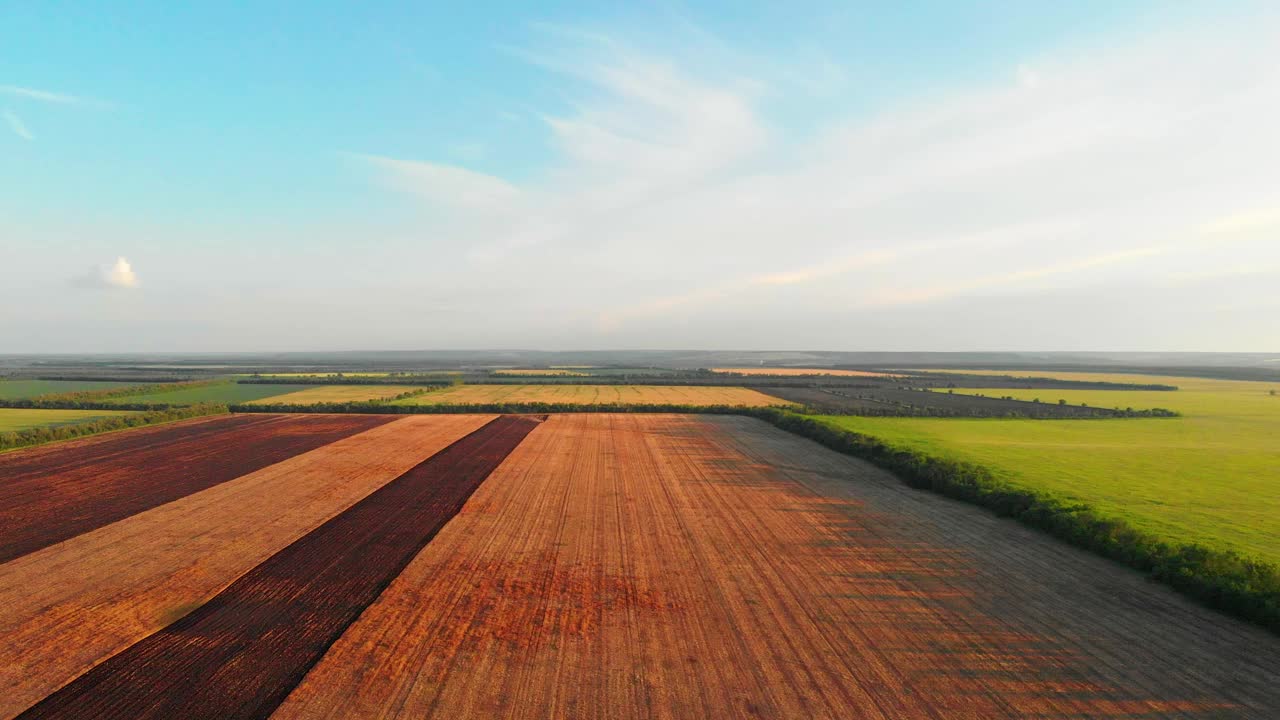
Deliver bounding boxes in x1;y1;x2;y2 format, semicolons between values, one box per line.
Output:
245;386;428;405
712;367;897;377
245;371;461;378
492;369;589;376
393;384;790;407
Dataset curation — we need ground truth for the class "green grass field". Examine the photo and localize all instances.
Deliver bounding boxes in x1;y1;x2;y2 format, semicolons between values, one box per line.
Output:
0;408;141;432
0;380;143;400
104;383;300;406
813;373;1280;564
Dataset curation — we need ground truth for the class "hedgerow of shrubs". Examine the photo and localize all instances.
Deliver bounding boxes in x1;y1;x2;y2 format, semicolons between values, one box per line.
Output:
228;400;1278;632
0;404;228;452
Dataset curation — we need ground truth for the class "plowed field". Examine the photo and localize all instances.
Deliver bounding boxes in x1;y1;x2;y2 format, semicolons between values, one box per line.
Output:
2;412;1276;719
0;413;394;564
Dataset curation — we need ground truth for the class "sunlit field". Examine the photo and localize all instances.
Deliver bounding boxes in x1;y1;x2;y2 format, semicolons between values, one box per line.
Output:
815;374;1280;563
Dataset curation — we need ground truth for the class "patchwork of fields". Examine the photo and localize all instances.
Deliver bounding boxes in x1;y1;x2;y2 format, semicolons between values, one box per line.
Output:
392;383;788;407
1;412;1277;718
817;373;1280;564
712;367;897;377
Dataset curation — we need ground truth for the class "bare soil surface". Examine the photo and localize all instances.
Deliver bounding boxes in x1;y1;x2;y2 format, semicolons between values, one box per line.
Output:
275;414;1280;719
17;416;541;720
0;413;394;563
0;414;494;719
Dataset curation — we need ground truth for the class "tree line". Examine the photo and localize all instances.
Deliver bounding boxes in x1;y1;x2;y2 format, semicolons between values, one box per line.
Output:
0;404;227;452
229;399;1273;633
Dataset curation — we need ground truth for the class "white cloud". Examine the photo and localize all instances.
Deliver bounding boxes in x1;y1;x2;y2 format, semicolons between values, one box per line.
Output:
1015;64;1042;90
1200;206;1280;235
72;257;140;290
2;109;32;140
332;14;1280;349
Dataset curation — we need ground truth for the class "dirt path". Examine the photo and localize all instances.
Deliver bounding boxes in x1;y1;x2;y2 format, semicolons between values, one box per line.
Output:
0;414;494;720
274;413;1280;719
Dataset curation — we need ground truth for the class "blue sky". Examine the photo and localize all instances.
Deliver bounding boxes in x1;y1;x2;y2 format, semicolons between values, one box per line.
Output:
3;1;1278;352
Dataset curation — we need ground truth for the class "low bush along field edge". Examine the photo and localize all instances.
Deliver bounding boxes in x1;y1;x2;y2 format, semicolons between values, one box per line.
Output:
13;394;1277;635
231;400;1279;633
0;404;229;453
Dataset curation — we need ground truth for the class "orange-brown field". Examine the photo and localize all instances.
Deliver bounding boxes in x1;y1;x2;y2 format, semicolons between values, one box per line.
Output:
0;415;493;718
2;413;1277;719
711;367;898;377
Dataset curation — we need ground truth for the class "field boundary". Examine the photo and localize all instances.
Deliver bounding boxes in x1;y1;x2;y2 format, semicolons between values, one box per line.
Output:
0;404;229;453
751;410;1280;634
16;415;540;720
227;401;1280;633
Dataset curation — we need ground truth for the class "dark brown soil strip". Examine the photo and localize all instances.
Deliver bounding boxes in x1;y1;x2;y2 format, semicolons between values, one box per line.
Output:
16;414;541;720
0;413;396;564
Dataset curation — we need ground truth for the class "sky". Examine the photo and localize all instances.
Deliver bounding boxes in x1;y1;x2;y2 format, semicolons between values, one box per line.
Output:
3;1;1279;353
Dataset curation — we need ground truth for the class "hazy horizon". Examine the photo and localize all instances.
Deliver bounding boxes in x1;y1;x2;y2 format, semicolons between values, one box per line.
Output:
5;2;1279;352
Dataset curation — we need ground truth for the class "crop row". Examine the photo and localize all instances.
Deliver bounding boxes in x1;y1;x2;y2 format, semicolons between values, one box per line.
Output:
0;413;392;564
18;416;539;720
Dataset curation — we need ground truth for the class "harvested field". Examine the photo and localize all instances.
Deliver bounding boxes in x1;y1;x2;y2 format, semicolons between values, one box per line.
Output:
0;414;494;718
0;413;394;564
19;416;539;720
712;367;897;377
274;414;1280;719
244;384;429;405
392;383;787;407
0;408;139;432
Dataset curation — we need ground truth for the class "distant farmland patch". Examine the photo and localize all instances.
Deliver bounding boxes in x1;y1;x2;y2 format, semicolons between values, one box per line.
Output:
246;372;396;378
493;369;590;377
0;408;140;433
393;384;788;407
104;383;299;406
712;367;898;377
246;386;431;405
812;374;1280;564
0;380;146;400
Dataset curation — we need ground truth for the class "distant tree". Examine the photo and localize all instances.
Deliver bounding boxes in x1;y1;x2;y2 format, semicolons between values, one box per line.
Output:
1058;399;1067;405
1271;390;1277;396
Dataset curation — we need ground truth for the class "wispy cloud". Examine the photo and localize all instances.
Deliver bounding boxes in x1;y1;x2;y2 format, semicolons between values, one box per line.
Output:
1;84;89;105
350;152;522;210
0;84;115;111
352;13;1280;345
2;109;33;140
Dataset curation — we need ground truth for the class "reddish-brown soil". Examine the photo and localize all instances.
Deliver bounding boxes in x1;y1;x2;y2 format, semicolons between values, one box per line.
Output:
16;415;541;720
0;414;494;719
0;413;394;563
274;414;1280;719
